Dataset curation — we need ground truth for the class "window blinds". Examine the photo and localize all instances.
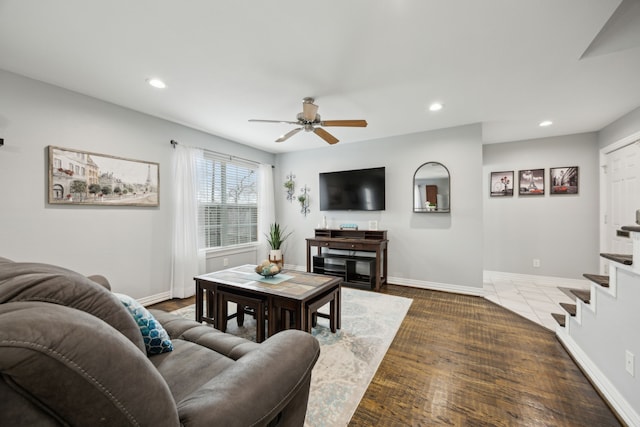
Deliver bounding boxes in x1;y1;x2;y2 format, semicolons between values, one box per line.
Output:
196;151;259;249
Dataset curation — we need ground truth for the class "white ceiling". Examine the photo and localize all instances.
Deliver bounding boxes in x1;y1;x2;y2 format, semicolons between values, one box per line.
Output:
1;0;639;153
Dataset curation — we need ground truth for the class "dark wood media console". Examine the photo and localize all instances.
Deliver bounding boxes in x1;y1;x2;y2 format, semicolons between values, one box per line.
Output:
306;229;388;291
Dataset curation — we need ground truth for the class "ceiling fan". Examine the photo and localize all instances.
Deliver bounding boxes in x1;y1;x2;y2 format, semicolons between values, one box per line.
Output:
249;97;367;145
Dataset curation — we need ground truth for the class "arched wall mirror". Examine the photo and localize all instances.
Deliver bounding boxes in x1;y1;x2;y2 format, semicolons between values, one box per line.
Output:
413;162;450;213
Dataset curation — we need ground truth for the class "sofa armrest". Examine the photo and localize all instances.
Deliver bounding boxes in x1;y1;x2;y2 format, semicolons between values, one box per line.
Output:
0;302;179;426
177;329;320;427
87;274;111;290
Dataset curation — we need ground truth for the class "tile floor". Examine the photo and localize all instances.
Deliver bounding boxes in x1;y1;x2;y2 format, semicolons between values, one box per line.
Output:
483;276;591;331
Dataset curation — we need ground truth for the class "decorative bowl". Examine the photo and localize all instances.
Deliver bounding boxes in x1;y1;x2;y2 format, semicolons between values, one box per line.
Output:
258;270;280;278
255;260;281;277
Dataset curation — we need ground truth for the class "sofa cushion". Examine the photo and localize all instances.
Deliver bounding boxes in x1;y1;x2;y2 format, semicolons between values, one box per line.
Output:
0;261;145;354
151;309;259;360
149;338;236;403
115;293;173;355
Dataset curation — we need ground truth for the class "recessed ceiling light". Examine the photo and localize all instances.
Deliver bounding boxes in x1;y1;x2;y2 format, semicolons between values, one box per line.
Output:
429;102;444;112
539;120;553;127
146;78;166;89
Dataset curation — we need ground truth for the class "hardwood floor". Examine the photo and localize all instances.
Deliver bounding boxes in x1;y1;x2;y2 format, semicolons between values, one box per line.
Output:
350;285;621;426
150;295;195;312
149;285;622;426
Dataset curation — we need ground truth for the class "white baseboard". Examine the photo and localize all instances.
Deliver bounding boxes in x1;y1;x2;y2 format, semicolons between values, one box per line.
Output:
483;270;591;288
139;291;172;307
388;276;485;296
556;328;640;427
287;264;484;296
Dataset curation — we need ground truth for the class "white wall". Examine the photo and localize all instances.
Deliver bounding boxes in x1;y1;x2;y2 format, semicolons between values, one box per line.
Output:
598;106;640;149
0;70;274;299
3;67;630;300
483;133;600;279
275;124;485;293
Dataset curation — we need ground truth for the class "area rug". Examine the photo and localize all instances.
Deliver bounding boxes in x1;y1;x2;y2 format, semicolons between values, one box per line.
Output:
171;287;412;427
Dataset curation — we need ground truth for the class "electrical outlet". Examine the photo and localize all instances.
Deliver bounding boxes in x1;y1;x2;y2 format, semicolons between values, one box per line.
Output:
533;259;541;268
223;258;229;267
626;350;635;376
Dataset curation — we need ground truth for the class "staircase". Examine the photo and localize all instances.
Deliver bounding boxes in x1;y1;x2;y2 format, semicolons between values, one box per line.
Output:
552;226;640;426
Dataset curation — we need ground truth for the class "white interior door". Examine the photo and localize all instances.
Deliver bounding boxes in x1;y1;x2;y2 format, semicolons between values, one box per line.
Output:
606;140;640;258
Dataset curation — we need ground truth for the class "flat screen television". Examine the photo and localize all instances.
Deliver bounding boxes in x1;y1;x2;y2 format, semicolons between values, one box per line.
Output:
319;167;385;211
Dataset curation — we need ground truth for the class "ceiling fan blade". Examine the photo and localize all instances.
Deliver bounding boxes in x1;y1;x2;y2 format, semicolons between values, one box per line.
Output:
249;119;301;125
276;128;303;142
314;127;339;145
320;120;368;127
302;101;319;122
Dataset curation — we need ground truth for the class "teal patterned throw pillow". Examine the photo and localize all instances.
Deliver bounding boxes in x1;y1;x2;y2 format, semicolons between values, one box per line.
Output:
114;293;173;355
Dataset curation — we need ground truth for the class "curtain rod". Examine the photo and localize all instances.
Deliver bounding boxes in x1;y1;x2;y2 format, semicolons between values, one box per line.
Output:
170;139;262;166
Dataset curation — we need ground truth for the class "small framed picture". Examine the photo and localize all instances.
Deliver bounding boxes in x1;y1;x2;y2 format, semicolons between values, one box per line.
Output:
550;166;579;194
490;171;514;197
518;169;545;196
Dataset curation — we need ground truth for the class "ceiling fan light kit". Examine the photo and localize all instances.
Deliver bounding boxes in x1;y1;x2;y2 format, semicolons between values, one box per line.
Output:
249;97;367;145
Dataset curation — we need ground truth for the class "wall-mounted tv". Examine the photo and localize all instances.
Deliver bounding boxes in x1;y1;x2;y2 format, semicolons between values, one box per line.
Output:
319;167;386;211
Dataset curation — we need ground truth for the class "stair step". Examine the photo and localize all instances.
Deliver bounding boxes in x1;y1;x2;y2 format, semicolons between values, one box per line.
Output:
600;253;633;265
558;286;590;303
551;312;566;327
570;289;591;304
560;302;577;316
583;273;609;288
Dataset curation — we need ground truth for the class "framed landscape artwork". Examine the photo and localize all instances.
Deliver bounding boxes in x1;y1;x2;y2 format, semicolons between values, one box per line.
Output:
518;169;545;196
48;146;159;207
550;166;579;194
490;171;514;197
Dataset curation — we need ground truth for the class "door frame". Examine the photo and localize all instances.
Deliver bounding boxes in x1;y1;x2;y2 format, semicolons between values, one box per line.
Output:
599;129;640;273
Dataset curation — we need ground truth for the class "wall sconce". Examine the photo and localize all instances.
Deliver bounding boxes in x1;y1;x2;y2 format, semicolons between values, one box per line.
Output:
284;172;295;202
298;185;310;217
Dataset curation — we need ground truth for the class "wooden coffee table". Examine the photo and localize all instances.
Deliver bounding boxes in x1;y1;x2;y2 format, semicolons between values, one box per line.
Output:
194;265;341;339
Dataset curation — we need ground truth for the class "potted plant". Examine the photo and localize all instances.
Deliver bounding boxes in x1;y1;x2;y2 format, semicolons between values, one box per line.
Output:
265;223;293;261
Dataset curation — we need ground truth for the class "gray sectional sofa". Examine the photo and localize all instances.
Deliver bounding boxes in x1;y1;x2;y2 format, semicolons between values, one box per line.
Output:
0;257;320;426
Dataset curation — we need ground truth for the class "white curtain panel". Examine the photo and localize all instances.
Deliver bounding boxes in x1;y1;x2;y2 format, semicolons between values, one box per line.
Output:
258;163;275;261
170;145;204;298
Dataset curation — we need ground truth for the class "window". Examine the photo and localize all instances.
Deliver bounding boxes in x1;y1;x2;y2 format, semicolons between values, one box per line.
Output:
196;152;258;249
